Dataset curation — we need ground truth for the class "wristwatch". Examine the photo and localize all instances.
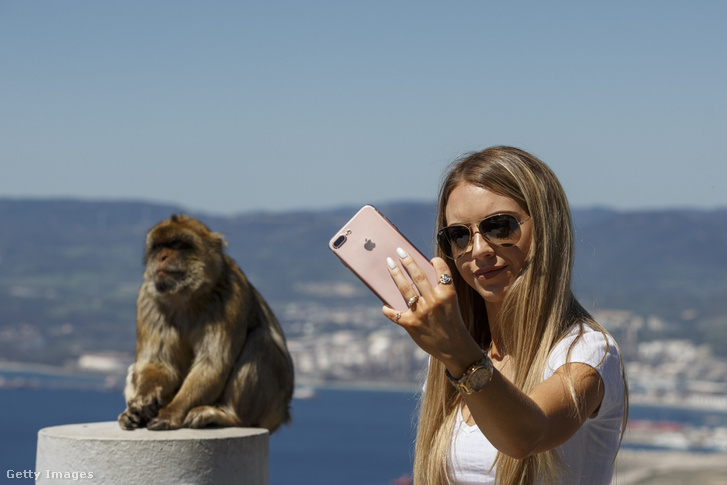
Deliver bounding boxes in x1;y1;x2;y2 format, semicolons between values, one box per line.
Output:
445;350;494;394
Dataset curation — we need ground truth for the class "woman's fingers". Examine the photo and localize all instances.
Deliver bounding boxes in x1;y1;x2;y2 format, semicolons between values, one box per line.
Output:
393;248;436;296
385;255;421;306
396;251;456;299
383;250;456;322
431;257;454;286
382;304;404;326
385;250;456;303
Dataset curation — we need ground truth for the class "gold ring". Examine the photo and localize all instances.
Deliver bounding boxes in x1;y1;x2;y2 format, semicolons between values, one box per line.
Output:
407;295;419;308
394;312;401;323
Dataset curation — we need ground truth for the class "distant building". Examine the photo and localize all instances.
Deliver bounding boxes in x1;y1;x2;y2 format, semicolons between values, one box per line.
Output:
77;352;133;373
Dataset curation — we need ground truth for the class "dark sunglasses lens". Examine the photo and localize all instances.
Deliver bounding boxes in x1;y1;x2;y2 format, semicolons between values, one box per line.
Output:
438;226;471;257
436;230;451;257
480;215;520;246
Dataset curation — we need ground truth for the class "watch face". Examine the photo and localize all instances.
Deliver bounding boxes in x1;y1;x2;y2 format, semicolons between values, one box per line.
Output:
469;366;493;392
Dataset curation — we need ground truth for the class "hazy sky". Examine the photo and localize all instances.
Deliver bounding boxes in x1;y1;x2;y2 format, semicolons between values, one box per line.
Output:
2;1;725;215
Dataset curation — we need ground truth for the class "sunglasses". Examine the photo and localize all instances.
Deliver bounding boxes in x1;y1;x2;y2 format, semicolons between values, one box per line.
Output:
437;214;530;259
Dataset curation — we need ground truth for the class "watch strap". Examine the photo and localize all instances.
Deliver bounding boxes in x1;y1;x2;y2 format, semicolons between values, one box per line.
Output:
445;350;494;394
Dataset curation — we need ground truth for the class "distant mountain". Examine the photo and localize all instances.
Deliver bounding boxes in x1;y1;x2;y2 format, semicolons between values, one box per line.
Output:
1;198;726;364
571;207;727;316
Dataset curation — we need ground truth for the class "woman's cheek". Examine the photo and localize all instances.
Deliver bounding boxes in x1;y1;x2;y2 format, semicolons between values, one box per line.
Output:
455;262;475;289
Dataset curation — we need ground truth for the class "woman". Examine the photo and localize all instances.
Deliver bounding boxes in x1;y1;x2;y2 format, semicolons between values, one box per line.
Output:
383;146;627;484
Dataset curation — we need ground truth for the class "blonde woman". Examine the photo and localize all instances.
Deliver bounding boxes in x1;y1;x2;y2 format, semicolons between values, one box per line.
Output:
383;146;627;484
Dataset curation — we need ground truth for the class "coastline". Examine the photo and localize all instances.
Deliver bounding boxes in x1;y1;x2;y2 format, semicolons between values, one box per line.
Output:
2;361;727;411
0;361;89;376
614;449;727;484
0;361;122;391
0;361;428;394
629;392;727;414
295;377;423;394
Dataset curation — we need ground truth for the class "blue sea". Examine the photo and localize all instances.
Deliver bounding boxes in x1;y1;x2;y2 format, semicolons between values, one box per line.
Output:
2;373;727;484
0;384;419;485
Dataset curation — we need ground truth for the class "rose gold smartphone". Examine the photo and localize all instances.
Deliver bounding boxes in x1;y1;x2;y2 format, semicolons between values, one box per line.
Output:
329;205;437;312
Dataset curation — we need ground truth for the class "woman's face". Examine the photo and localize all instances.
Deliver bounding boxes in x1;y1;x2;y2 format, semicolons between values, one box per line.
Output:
444;183;532;305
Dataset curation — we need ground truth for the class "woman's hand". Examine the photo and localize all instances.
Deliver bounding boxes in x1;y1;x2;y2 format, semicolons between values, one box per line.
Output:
382;248;482;375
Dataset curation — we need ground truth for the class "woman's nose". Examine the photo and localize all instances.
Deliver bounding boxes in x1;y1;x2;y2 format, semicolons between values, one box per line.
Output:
470;231;496;259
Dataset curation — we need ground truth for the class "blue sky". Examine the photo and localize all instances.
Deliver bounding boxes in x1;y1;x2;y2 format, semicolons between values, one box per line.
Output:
2;1;725;215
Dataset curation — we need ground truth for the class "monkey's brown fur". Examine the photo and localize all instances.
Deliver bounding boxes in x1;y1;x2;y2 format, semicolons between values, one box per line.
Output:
118;214;294;432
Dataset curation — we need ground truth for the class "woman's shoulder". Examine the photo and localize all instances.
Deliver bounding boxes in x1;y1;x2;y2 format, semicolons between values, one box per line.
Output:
546;323;626;417
546;323;621;376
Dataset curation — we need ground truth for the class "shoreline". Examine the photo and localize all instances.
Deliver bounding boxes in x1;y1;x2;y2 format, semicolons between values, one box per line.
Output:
0;361;90;376
629;393;727;414
3;361;727;412
614;449;727;484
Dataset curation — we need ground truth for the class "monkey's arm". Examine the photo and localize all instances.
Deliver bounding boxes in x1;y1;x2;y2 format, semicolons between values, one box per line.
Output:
118;316;188;430
118;342;187;429
118;361;181;429
147;323;244;430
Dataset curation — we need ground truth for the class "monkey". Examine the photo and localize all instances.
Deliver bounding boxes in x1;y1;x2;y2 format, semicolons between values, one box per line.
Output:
118;214;294;433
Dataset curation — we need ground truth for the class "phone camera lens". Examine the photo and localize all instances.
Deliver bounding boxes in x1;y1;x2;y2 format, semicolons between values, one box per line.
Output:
333;235;347;249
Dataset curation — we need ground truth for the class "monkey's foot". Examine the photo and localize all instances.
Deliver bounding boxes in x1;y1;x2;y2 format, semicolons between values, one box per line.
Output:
184;405;241;428
146;413;183;430
118;410;143;430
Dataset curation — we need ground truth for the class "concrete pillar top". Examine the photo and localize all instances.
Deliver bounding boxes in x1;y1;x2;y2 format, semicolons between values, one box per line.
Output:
39;421;267;441
36;422;269;485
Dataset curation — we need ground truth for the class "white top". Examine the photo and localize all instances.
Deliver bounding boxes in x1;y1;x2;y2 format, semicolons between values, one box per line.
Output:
447;326;625;485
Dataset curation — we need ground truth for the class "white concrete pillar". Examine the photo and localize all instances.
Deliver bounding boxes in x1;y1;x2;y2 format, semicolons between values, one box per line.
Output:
35;422;269;485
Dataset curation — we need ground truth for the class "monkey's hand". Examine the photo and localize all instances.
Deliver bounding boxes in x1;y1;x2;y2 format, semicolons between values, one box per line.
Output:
146;407;185;430
117;393;163;430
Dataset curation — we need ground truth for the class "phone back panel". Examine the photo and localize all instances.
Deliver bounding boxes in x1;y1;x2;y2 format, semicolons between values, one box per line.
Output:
329;205;437;312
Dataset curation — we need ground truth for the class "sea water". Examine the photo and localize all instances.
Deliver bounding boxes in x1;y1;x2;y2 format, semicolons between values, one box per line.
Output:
3;380;727;484
0;386;418;485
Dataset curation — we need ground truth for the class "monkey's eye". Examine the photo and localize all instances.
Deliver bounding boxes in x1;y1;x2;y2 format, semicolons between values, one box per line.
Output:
152;240;192;252
167;240;193;251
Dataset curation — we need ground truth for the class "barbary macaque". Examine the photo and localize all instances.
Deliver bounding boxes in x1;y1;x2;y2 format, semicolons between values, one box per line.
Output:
118;214;294;432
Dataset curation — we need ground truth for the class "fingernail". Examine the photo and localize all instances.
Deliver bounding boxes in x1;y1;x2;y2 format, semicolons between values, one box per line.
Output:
397;247;408;259
386;257;397;270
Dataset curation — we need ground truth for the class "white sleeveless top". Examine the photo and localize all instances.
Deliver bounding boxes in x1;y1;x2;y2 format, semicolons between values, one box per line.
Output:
447;326;625;484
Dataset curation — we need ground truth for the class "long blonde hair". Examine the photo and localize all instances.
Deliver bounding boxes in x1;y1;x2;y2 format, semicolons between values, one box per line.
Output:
413;146;625;485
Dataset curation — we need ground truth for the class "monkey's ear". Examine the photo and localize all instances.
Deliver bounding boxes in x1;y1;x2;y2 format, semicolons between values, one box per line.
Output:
211;232;227;251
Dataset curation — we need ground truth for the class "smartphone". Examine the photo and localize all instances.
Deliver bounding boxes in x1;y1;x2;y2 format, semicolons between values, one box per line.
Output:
329;205;437;312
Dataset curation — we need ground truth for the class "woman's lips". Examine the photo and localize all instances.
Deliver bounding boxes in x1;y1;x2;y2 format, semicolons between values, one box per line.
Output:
475;266;506;280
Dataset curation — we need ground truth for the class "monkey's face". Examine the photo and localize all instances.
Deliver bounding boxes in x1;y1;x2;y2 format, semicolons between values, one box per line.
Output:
143;215;226;297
